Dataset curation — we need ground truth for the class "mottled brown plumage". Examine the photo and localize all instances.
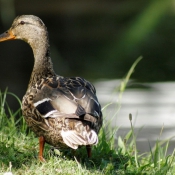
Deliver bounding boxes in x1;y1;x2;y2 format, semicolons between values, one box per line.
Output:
0;15;102;161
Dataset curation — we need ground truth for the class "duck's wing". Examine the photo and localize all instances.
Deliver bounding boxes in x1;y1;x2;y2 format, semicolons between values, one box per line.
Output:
33;76;102;128
32;76;102;148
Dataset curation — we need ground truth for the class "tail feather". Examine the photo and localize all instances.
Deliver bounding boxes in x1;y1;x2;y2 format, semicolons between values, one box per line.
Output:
61;129;98;149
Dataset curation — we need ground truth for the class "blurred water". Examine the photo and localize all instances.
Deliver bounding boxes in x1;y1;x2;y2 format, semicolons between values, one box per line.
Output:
94;80;175;154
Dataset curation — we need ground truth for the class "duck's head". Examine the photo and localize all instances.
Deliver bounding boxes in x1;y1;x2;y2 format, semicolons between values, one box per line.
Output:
0;15;48;46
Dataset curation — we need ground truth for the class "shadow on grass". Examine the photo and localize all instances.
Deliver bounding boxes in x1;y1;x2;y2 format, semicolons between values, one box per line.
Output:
47;126;131;174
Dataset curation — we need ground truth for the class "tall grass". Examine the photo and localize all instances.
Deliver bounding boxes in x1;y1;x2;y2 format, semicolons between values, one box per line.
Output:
0;58;175;174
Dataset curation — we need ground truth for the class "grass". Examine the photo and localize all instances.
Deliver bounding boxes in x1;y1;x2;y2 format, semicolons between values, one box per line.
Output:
1;58;175;174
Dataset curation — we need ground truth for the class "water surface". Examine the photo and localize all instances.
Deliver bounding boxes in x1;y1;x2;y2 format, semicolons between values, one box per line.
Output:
95;80;175;154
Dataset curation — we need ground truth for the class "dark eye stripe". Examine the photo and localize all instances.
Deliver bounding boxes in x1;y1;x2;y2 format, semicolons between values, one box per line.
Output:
20;21;25;25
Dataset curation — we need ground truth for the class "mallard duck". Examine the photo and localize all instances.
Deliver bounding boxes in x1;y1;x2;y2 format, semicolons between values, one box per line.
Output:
0;15;102;161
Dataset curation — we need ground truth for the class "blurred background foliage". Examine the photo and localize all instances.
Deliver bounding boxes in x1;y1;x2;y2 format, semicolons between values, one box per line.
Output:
0;0;175;105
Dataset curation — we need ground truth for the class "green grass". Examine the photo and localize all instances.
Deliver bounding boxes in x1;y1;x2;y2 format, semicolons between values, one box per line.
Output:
1;58;175;174
1;91;175;175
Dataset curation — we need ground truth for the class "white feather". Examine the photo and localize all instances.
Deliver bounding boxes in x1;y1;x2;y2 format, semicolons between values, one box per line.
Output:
33;98;51;107
43;110;57;118
61;129;98;149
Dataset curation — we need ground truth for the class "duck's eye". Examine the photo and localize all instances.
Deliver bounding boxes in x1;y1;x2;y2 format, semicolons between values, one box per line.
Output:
20;21;25;25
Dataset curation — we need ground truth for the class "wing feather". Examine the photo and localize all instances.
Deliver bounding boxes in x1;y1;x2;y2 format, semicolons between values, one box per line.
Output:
33;76;102;127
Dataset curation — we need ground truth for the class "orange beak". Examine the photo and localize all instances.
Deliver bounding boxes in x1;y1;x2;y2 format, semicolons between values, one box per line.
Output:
0;30;16;42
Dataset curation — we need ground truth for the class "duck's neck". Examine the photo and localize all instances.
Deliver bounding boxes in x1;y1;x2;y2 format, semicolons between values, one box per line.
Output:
28;32;56;85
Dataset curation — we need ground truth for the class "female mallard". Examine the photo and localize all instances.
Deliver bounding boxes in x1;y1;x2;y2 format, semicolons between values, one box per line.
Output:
0;15;102;161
